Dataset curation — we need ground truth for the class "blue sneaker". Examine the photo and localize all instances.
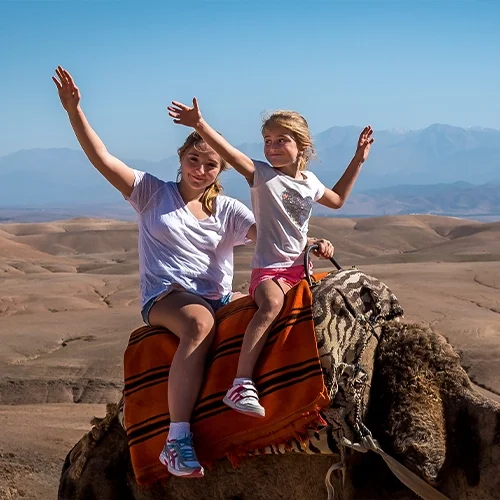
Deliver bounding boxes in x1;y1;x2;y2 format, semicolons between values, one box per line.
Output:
159;433;204;478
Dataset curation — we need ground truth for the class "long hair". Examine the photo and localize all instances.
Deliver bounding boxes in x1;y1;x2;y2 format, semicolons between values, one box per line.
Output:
177;132;228;214
262;110;315;171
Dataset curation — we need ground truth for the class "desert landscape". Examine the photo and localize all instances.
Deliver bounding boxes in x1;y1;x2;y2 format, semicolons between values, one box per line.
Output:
1;214;499;499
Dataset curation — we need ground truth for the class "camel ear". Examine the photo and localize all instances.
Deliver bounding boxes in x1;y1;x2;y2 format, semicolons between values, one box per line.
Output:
68;435;93;481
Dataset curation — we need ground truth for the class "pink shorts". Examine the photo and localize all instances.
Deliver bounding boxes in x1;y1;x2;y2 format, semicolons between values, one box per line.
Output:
249;265;308;299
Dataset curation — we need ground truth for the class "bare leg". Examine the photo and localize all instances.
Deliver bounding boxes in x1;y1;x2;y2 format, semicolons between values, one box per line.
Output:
223;279;291;417
236;279;291;379
148;291;215;423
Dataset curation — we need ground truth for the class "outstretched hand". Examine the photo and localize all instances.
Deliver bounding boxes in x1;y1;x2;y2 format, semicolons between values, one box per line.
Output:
167;98;203;128
52;66;81;113
355;125;374;163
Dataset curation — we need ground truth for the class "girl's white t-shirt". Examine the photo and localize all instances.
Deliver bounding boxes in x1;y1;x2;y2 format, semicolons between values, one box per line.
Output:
250;160;326;269
126;170;255;306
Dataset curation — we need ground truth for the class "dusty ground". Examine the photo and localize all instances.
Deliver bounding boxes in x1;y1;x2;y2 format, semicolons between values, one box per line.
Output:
0;215;499;499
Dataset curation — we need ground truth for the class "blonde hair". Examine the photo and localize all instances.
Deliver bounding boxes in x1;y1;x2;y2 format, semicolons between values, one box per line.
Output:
177;131;228;215
261;110;315;171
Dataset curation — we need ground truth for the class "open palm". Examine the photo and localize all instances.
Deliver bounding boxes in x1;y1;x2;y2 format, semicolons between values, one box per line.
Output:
52;66;81;112
167;98;202;128
356;126;374;162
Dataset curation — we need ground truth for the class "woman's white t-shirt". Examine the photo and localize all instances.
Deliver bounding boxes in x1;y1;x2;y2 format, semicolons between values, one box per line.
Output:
126;170;255;306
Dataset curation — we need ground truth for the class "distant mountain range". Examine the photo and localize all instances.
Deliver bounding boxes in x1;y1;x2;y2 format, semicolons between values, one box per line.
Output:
332;180;500;217
1;124;499;219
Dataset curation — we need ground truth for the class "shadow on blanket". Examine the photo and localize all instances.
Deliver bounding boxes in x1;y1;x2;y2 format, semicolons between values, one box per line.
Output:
123;278;330;486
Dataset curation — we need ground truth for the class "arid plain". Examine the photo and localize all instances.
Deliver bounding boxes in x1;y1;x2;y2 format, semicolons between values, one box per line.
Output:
1;214;499;499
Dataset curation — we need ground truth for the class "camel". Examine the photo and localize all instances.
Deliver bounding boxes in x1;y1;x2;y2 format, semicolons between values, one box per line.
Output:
58;269;500;500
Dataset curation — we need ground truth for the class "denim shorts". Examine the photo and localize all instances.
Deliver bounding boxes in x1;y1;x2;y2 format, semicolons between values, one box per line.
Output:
141;290;233;326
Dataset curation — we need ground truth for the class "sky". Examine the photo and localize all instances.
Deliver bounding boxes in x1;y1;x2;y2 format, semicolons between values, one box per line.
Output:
1;0;499;160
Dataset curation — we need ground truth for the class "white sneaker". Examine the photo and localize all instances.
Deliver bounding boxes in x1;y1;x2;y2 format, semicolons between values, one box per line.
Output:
223;381;265;418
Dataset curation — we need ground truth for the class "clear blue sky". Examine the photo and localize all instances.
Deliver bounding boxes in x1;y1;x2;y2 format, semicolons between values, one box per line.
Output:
1;0;499;160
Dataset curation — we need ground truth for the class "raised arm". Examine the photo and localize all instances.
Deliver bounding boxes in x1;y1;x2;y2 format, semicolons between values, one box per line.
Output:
168;98;255;183
52;66;135;197
318;126;374;209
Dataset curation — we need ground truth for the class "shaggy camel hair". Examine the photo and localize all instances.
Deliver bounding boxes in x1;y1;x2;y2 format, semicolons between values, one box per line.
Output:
58;321;500;500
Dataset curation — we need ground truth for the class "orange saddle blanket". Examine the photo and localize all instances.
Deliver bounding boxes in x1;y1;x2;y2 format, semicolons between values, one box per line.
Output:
123;278;330;486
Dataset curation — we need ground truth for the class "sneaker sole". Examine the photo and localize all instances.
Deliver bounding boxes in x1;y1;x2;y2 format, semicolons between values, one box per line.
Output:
168;466;204;478
223;396;266;418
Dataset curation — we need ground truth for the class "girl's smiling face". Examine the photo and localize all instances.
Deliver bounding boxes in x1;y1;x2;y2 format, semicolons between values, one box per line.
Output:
263;124;301;169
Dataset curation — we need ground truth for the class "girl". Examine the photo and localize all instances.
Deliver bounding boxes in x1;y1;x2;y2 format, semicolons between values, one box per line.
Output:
52;67;257;478
168;98;371;418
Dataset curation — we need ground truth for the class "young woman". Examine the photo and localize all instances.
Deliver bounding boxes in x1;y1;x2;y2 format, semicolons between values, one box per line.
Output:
52;67;256;478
